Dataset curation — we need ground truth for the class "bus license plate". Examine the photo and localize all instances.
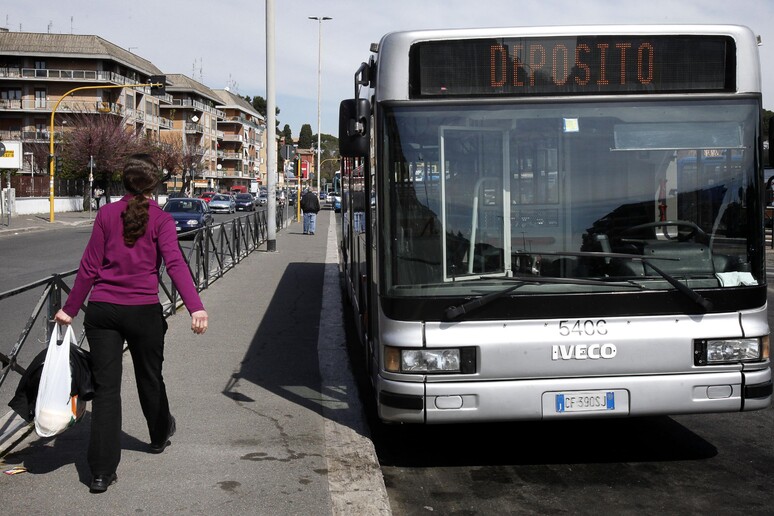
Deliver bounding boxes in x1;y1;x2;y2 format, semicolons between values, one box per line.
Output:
555;390;615;413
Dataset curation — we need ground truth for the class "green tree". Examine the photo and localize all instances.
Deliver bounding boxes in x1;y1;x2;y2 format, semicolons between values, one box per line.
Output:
281;124;293;146
298;124;314;149
241;94;280;127
315;133;340;184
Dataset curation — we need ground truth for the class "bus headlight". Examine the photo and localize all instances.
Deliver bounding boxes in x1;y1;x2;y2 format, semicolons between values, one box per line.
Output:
384;346;476;374
694;337;768;365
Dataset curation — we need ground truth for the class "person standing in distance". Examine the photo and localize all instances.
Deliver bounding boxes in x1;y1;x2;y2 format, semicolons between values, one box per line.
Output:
300;187;321;235
54;154;208;494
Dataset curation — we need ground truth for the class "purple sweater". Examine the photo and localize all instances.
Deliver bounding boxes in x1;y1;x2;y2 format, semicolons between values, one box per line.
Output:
62;195;205;317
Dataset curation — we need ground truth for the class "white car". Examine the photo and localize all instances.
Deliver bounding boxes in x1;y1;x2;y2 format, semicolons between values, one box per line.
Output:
209;194;235;213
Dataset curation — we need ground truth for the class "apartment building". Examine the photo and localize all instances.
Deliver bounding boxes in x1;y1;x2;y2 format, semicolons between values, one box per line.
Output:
0;28;269;195
159;73;225;193
212;88;266;191
0;29;170;175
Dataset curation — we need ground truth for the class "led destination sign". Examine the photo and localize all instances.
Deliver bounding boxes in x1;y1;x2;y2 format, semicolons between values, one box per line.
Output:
410;36;734;97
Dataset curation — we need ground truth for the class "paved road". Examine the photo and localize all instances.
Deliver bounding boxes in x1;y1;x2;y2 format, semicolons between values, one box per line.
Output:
0;210;390;515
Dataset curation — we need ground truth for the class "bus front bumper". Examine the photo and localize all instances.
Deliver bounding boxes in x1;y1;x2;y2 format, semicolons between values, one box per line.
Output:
376;368;772;424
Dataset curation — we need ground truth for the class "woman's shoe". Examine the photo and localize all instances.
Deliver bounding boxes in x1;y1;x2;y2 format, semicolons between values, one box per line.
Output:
89;473;117;493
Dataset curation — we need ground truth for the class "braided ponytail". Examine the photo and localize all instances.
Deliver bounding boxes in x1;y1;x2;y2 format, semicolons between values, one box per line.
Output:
120;154;160;247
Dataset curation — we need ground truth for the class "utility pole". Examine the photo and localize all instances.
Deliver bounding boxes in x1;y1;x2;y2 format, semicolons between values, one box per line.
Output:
266;0;277;251
309;16;332;195
88;155;94;219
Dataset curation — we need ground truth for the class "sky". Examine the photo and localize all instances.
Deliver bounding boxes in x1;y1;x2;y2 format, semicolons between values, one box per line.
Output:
3;0;773;137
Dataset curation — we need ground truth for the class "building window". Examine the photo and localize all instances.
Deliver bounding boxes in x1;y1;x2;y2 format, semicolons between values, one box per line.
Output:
34;61;47;78
35;121;47;138
35;89;46;108
1;88;22;100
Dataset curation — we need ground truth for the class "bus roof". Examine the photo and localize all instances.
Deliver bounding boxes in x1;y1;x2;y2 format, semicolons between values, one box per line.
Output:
371;25;760;102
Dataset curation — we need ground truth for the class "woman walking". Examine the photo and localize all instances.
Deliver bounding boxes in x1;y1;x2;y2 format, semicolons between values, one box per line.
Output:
54;154;208;493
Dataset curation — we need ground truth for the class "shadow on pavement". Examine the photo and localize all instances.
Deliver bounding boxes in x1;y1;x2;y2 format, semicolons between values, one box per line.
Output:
2;412;149;488
224;260;370;435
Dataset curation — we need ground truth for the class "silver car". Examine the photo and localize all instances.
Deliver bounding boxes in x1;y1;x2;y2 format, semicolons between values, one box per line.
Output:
209;194;235;214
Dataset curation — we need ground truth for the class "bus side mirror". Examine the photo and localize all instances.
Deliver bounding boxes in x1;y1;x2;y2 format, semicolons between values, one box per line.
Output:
339;98;370;158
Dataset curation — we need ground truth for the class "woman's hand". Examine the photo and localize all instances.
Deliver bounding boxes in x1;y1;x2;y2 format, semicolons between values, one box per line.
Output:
54;309;72;326
191;310;208;335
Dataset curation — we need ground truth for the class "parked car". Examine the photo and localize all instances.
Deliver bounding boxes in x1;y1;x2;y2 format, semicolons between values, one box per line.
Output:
209;193;236;213
162;198;212;237
256;191;268;206
234;193;255;211
199;191;217;204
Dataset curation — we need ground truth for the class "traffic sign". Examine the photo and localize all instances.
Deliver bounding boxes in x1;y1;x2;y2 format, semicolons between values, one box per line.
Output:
280;144;296;160
0;140;21;169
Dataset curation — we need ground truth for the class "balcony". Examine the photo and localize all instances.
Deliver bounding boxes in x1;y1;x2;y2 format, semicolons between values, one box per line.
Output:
222;134;243;142
0;129;60;142
165;98;226;118
185;122;204;133
222;152;243;160
220;114;263;128
0;67;139;84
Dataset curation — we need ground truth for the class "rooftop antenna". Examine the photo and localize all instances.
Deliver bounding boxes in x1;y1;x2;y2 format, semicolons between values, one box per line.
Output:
70;16;74;34
199;57;203;83
47;20;53;33
227;74;239;93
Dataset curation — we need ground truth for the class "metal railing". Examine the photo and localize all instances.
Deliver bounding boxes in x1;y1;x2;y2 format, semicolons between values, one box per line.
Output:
0;205;293;398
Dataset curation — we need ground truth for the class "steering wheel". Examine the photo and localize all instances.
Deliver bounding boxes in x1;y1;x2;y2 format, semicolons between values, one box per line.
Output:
620;220;708;242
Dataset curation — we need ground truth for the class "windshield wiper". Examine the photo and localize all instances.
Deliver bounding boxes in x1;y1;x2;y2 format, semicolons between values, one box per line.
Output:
519;250;713;312
641;260;713;311
443;275;644;322
443;249;714;321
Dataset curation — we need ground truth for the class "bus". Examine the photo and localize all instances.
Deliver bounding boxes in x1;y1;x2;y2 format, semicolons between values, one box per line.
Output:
337;25;773;424
331;171;342;212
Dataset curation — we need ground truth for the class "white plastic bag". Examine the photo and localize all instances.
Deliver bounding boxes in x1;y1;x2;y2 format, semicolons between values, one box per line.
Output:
34;324;83;437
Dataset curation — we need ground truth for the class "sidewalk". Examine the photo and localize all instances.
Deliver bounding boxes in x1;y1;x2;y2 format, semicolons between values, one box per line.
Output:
0;210;96;236
0;210;391;515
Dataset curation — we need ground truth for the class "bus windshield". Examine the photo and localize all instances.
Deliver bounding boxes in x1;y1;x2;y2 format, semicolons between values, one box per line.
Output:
381;98;761;297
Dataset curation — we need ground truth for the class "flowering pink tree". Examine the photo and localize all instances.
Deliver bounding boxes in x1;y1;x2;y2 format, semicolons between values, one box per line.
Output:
150;134;202;196
59;112;148;203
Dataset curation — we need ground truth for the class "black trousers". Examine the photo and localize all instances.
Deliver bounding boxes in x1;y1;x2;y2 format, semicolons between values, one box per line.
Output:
84;302;170;475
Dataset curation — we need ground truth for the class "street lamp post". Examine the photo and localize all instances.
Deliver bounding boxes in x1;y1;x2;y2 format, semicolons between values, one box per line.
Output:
309;15;332;195
47;81;163;222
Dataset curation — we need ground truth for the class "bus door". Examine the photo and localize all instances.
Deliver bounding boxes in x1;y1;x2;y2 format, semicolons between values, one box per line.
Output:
440;127;510;278
509;121;562;276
